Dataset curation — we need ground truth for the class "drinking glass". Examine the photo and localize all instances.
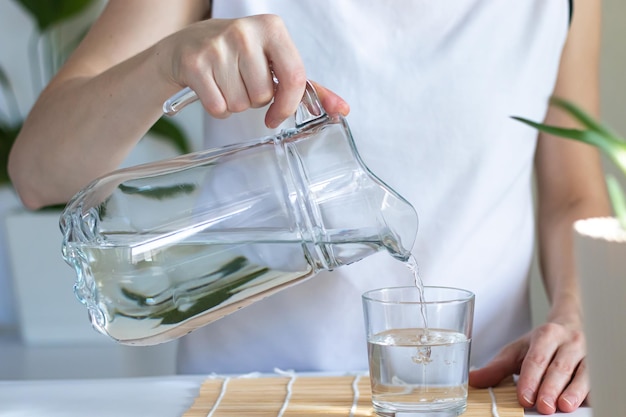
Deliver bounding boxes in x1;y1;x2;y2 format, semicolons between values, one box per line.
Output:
362;286;475;416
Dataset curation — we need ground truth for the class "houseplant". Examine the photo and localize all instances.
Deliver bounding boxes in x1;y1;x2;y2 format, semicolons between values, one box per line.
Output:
515;98;626;417
0;0;193;345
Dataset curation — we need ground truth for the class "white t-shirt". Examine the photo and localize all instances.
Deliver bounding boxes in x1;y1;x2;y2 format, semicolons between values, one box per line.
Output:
177;0;569;374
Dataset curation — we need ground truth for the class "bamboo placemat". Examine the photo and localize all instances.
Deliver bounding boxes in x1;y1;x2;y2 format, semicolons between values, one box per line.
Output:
182;373;523;417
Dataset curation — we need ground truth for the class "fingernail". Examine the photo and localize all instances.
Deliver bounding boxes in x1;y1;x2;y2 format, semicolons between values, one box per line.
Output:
541;397;556;412
522;389;535;404
562;394;577;408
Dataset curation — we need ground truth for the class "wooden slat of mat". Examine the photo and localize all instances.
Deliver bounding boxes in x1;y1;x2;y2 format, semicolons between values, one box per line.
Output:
466;383;522;417
283;375;373;417
184;376;294;417
182;374;523;417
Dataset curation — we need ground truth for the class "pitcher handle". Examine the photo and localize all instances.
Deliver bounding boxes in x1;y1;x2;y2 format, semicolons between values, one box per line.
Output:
294;81;327;128
163;80;327;128
162;86;197;116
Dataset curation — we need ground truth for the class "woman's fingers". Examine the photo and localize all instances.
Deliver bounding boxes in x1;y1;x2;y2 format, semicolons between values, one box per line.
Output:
517;323;588;414
165;15;350;126
309;80;351;117
557;359;589;412
261;15;307;128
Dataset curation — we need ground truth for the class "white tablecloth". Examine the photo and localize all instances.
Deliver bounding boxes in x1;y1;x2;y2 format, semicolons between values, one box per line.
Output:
0;375;592;416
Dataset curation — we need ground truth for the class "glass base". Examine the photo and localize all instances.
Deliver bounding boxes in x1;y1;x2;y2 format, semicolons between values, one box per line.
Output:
373;403;467;417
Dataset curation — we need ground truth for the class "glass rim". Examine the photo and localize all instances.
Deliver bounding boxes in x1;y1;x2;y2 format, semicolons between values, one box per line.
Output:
362;285;475;305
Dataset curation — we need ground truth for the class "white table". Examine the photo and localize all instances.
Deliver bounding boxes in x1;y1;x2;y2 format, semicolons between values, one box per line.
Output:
0;375;592;416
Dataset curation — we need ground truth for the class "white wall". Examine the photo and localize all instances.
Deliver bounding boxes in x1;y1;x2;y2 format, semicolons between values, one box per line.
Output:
600;0;626;134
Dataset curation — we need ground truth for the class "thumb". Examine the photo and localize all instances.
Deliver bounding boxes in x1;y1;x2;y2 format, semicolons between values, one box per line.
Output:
309;80;350;117
469;344;525;388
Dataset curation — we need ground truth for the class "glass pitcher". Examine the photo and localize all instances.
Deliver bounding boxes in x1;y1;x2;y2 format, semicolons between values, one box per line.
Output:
60;82;418;346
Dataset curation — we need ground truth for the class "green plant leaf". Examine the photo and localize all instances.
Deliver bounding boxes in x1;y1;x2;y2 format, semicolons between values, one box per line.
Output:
0;122;21;186
549;97;621;140
513;116;626;177
514;97;626;231
15;0;95;32
119;256;249;309
511;116;587;141
118;183;196;200
115;256;270;325
157;266;269;325
606;175;626;230
148;117;192;155
0;66;10;90
0;65;22;122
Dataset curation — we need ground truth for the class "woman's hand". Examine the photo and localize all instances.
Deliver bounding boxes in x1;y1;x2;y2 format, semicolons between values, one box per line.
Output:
158;15;349;127
469;319;588;414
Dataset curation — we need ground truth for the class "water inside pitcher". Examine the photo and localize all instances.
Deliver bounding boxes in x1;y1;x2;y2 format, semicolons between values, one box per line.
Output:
60;82;418;345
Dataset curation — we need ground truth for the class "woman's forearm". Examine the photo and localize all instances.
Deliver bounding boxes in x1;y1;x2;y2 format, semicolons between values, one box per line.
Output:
8;44;180;209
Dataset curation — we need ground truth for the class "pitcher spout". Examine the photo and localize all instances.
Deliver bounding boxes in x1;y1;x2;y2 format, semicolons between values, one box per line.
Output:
379;187;418;261
275;112;418;268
